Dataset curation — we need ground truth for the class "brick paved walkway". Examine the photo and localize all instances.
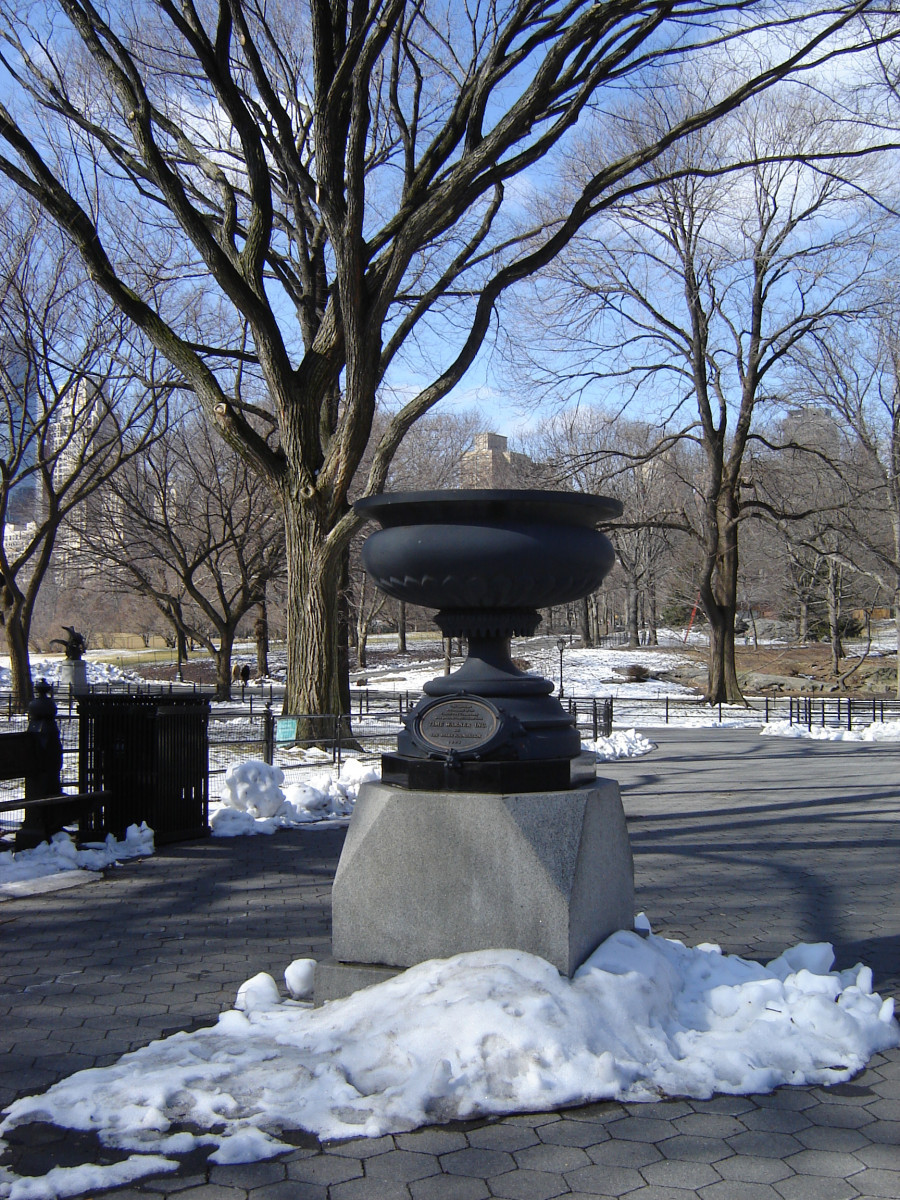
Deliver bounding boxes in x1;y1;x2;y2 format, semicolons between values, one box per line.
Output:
1;728;898;1199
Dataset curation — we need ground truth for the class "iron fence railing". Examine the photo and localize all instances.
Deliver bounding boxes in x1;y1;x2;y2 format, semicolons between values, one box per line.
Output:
207;708;404;783
5;687;900;839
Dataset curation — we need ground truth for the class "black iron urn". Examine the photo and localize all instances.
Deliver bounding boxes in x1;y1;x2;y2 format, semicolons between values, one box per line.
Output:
354;490;622;792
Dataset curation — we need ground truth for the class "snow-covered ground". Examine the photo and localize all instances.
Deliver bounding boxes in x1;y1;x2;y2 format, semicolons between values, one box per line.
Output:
0;825;154;893
0;925;895;1199
761;719;900;742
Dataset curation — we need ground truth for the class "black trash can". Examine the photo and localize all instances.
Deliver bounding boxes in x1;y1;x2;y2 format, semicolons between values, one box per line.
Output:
78;694;210;844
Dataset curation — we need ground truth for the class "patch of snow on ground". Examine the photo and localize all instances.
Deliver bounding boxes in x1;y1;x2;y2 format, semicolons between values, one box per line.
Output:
210;730;661;837
210;758;379;836
0;825;154;890
0;926;895;1198
761;720;900;742
585;730;655;759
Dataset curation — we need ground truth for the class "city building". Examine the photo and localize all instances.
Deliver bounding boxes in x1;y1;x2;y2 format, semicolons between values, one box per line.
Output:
459;432;537;488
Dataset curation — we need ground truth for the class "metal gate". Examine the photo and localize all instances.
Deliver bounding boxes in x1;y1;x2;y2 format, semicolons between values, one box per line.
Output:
78;694;210;844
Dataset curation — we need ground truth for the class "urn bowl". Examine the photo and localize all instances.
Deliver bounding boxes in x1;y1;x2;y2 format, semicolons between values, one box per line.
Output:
355;489;622;619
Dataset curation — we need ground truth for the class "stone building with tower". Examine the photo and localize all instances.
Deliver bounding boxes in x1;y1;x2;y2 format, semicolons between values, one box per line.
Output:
459;432;541;488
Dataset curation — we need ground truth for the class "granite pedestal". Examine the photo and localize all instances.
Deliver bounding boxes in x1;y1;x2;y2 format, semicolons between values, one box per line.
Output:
58;660;88;693
315;777;634;1004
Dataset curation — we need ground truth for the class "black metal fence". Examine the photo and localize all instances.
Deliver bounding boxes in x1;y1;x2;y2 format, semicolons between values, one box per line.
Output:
4;686;900;841
207;708;403;782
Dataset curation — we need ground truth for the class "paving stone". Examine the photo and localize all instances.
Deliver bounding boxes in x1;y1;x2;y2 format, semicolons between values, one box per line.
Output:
784;1149;866;1177
689;1097;758;1117
328;1134;397;1159
513;1144;591;1173
207;1162;286;1189
608;1118;677;1144
366;1150;441;1183
563;1163;645;1195
727;1132;805;1159
673;1113;746;1138
285;1153;363;1186
502;1114;561;1128
658;1135;733;1164
564;1103;626;1125
698;1183;783;1200
586;1141;663;1169
396;1130;470;1155
753;1093;819;1113
871;1079;900;1100
142;1175;210;1193
409;1176;490;1200
467;1126;540;1153
739;1109;812;1134
773;1177;861;1200
537;1121;611;1148
170;1186;248;1200
803;1105;875;1129
621;1188;704;1200
624;1102;694;1120
246;1183;326;1200
862;1120;900;1144
811;1084;881;1106
487;1167;570;1200
640;1158;721;1188
846;1167;900;1197
855;1143;900;1169
794;1125;868;1152
864;1099;900;1122
441;1148;516;1178
329;1178;412;1200
714;1155;795;1184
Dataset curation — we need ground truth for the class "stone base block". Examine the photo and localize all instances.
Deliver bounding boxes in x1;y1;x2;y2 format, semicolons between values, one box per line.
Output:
58;660;88;693
314;957;401;1005
330;779;634;979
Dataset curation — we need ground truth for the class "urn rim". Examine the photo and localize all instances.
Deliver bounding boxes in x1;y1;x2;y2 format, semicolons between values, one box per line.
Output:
354;488;622;528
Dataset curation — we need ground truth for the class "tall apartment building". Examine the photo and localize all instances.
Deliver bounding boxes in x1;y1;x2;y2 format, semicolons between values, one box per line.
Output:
459;432;537;488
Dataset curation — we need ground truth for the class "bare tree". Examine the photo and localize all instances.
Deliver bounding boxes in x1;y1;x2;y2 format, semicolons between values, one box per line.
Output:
792;324;900;696
0;204;171;707
527;408;678;647
80;412;284;698
515;89;884;702
0;2;887;714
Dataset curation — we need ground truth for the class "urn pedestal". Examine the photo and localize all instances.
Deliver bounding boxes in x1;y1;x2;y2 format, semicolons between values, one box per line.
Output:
315;490;635;1004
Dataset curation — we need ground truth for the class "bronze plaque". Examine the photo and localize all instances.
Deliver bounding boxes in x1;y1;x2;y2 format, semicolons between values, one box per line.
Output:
416;697;500;753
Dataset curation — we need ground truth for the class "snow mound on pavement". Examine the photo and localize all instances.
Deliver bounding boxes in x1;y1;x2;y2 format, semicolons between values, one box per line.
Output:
0;825;154;890
1;928;895;1197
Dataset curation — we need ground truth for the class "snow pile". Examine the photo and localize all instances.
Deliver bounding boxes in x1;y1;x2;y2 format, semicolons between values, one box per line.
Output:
26;659;142;688
0;824;154;889
210;758;379;836
585;729;655;759
217;761;286;818
761;720;900;742
1;929;895;1197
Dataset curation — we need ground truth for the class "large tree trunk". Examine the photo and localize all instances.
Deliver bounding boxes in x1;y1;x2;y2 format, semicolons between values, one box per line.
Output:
798;598;810;644
255;599;269;678
827;560;843;677
625;583;640;647
706;604;742;704
579;595;593;648
282;491;349;717
647;582;658;646
175;627;188;682
3;595;33;712
214;629;235;701
701;493;745;705
397;600;407;654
